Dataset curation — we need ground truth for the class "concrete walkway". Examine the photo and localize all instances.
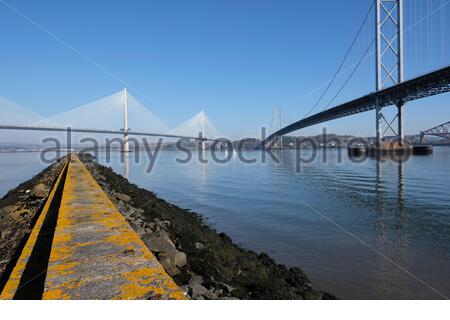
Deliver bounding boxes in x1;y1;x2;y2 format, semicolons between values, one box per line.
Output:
1;155;186;300
44;155;186;299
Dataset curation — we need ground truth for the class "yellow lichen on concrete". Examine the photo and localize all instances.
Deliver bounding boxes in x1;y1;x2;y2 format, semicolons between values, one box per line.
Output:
0;158;69;300
116;267;187;300
42;154;187;300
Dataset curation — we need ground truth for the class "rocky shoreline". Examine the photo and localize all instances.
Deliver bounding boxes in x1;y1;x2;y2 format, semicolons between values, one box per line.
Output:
0;158;65;287
0;156;335;299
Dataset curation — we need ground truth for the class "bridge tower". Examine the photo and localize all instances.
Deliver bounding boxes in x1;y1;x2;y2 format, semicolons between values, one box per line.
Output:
375;0;404;146
272;107;283;149
123;88;129;153
199;110;206;150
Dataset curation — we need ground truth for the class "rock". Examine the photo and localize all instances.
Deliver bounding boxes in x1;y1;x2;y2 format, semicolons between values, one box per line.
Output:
30;183;48;198
218;297;240;300
174;250;187;268
142;230;176;253
0;205;19;216
156;249;186;277
124;207;143;219
116;200;126;211
188;275;203;286
195;242;204;250
158;253;180;276
114;193;131;202
10;208;31;222
1;230;12;241
153;218;171;230
203;289;217;300
285;267;311;291
98;181;109;188
191;283;208;299
216;282;234;293
179;285;189;294
133;225;146;236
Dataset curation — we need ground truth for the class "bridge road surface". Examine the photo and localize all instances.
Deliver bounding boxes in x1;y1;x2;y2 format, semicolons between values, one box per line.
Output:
0;154;187;300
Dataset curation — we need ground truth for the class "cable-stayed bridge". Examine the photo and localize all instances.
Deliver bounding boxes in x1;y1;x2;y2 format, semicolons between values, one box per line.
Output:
0;89;221;151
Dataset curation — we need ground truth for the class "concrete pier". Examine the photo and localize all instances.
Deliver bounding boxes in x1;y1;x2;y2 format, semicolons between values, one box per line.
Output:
0;155;186;300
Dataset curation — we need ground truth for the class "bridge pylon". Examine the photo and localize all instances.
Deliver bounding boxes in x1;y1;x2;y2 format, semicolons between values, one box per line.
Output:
271;107;283;149
199;110;206;150
375;0;405;147
123;88;129;153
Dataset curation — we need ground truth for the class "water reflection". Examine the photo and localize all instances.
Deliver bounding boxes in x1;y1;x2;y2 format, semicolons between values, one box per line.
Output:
123;152;129;178
372;158;411;298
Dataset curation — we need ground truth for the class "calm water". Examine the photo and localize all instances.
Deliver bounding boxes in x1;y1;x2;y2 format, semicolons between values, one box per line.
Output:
1;148;449;299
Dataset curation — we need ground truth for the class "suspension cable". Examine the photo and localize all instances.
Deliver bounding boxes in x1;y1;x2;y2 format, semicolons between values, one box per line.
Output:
324;39;375;109
302;0;375;119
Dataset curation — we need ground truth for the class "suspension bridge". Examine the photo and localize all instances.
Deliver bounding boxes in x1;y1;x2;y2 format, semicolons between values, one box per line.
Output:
265;0;450;148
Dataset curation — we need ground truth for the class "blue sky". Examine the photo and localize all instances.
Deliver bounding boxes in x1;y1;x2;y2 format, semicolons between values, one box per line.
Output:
0;0;449;139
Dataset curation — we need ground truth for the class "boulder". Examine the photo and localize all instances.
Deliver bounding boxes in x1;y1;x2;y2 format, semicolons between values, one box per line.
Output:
114;193;131;202
174;250;187;268
30;183;48;198
158;253;180;277
157;248;187;276
0;205;19;217
214;289;223;296
10;208;31;222
144;227;153;233
203;289;218;300
142;230;176;253
195;242;204;250
133;225;146;236
191;283;208;299
188;275;203;287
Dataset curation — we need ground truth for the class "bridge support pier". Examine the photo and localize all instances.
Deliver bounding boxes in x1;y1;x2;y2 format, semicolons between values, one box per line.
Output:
397;103;405;143
375;104;382;147
420;132;425;144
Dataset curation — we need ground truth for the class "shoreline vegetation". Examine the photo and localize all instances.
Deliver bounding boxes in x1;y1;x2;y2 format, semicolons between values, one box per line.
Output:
0;155;335;299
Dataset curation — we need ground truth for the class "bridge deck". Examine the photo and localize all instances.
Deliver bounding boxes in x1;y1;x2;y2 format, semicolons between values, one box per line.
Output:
264;65;450;144
1;155;186;300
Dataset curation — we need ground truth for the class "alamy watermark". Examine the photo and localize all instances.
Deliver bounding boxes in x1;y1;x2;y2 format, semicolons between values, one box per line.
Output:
40;127;413;173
